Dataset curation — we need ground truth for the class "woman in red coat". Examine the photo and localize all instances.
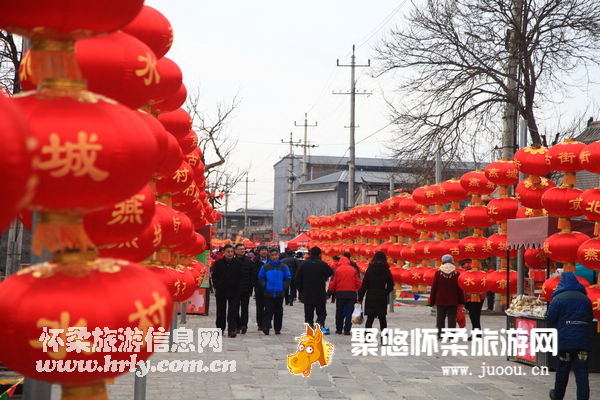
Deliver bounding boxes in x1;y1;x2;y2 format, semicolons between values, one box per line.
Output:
429;254;464;339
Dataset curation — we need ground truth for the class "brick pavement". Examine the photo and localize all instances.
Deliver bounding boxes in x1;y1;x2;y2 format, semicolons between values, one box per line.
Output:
50;297;599;399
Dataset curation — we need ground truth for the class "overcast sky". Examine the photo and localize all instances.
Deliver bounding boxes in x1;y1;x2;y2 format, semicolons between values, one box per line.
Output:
147;0;600;212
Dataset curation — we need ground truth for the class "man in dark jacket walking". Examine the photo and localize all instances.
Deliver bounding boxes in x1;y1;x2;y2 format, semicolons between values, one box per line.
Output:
211;244;241;338
547;272;594;400
235;243;253;334
328;257;362;334
296;247;333;333
257;248;292;335
282;249;299;306
251;245;269;330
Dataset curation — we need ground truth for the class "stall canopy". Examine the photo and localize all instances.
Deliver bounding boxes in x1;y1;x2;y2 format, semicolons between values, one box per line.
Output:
286;232;311;250
507;216;595;249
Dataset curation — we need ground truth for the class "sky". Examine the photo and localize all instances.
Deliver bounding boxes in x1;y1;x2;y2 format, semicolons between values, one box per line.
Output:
146;0;600;213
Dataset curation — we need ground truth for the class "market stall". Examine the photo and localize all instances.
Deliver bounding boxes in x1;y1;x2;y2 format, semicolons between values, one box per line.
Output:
506;216;600;371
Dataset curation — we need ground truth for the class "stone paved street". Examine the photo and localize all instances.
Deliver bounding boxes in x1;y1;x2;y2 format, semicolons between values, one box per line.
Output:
52;298;600;400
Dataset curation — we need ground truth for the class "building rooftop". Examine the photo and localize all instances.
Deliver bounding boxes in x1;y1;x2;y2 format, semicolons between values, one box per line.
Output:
575;120;600;144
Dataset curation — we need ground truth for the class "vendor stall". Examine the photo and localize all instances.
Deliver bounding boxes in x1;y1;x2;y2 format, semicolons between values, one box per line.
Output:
506;216;600;371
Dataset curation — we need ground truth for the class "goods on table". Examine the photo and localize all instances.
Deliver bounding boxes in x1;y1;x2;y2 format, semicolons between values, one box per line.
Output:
505;295;547;318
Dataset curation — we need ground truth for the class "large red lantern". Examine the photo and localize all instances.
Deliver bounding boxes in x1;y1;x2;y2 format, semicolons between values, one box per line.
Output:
148;57;182;109
580;141;600;174
0;259;172;386
438;211;466;231
459;236;490;259
524;248;547;268
485;270;517;294
513;146;552;176
486;233;517;257
461;206;495;228
15;90;158;211
586;286;600;324
515;176;556;209
400;246;420;263
399;221;419;238
75;31;162;109
412;185;440;206
179;130;199;155
548;139;586;172
158;108;193;139
99;217;162;262
83;184;155;246
412;240;435;259
581;189;600;222
122;5;173;59
541;187;584;218
437;240;462;259
398;196;422;215
458;270;488;294
154;83;188;114
485;159;519;186
543;231;590;263
440;179;469;202
460;170;496;195
156;161;195;195
137;111;180;176
577;238;600;271
486;198;519;222
0;1;144;40
0;93;35;232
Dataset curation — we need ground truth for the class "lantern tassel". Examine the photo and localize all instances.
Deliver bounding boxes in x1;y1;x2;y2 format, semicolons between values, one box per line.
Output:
61;381;107;400
32;212;96;256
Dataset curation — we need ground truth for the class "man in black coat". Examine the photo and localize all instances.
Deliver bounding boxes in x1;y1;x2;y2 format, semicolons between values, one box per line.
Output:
251;245;269;330
235;243;253;334
281;249;299;306
211;244;241;338
295;246;333;331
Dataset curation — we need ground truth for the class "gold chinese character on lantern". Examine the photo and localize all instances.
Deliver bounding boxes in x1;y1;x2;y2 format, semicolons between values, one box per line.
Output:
558;152;576;165
583;247;600;262
487;168;500;178
488;205;498;215
135;52;160;86
173;216;181;233
152;224;162;248
107;194;145;225
585;200;600;215
463;277;475;286
36;132;109;181
580;150;591;164
464;243;476;252
506;169;519;179
173;168;189;183
446;218;456;227
128;292;168;339
29;311;89;360
468;178;480;187
569;197;582;211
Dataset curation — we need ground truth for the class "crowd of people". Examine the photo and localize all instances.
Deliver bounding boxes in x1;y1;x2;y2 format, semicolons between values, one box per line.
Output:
210;245;395;338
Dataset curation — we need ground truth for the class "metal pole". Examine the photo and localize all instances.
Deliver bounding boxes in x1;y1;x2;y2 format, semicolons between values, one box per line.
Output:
168;303;179;351
133;368;147;400
348;46;356;208
287;132;294;229
180;302;187;324
224;178;229;239
388;175;394;199
244;173;249;233
435;150;443;183
516;119;528;295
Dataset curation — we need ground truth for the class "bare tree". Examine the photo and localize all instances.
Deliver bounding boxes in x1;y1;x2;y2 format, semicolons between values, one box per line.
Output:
185;87;247;209
376;0;600;161
0;31;24;94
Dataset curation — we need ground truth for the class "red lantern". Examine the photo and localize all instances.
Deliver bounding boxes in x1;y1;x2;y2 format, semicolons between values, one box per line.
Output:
460;170;496;195
122;5;173;59
458;270;487;293
548;139;586;172
513;146;552;176
148;57;182;110
485;159;519;186
0;93;35;232
412;241;435;259
516;206;547;219
400;246;420;263
15;91;158;211
541;187;584;218
412;185;440;206
586;286;600;322
83;184;155;246
580;141;600;174
542;275;590;301
0;1;144;40
581;189;600;222
486;197;519;222
437;240;462;259
156;161;195;195
458;236;490;259
0;259;172;385
75;31;162;109
391;267;404;284
154;83;187;114
577;238;600;271
543;231;590;263
440;179;469;202
423;267;437;286
398;196;422;215
524;248;547;268
404;266;427;286
388;244;405;259
136;111;172;176
461;206;495;228
486;233;517;257
99;217;162;262
399;221;419;238
172;182;201;213
410;213;429;231
485;270;517;294
179;130;199;154
515;176;556;209
438;211;466;231
158;108;193;140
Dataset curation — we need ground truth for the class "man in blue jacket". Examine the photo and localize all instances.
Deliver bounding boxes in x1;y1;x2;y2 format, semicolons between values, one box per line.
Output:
547;272;594;400
258;248;292;335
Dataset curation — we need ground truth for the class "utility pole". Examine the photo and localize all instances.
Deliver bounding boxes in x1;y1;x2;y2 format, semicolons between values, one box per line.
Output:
335;45;371;209
224;177;229;239
502;0;523;159
281;132;301;232
294;113;318;182
241;172;255;234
